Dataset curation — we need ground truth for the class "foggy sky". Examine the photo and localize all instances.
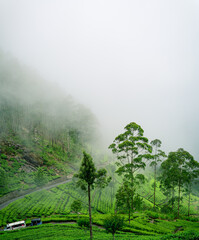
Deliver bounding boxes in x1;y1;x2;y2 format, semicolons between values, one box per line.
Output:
0;0;199;158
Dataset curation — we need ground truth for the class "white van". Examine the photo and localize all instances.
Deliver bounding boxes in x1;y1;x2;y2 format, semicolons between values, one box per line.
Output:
4;220;26;231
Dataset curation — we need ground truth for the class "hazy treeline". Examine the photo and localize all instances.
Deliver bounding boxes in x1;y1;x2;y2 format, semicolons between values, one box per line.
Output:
0;51;100;195
0;50;98;149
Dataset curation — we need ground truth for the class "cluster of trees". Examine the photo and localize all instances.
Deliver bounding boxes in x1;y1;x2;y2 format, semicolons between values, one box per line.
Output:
109;122;199;222
74;122;199;239
160;148;199;217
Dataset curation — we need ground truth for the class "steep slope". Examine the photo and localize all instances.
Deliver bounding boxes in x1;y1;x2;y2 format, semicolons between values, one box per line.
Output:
0;51;98;196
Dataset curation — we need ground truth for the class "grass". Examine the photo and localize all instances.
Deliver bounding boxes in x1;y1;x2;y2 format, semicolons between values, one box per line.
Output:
1;223;199;240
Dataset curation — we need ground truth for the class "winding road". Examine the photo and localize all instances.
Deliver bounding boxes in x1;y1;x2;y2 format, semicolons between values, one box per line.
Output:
0;178;72;210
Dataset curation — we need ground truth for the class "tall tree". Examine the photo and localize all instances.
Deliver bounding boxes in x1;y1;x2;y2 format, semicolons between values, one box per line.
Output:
150;139;166;209
115;178;143;223
159;159;177;212
74;151;111;240
109;122;152;221
109;164;116;208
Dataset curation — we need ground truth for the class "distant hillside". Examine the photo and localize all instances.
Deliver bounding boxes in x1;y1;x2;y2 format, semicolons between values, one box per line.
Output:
0;51;98;196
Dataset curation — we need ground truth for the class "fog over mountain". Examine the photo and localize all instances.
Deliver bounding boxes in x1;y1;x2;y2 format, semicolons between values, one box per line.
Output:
0;0;199;158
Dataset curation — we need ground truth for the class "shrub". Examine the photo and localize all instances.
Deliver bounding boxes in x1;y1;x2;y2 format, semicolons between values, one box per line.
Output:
104;214;124;240
71;199;82;215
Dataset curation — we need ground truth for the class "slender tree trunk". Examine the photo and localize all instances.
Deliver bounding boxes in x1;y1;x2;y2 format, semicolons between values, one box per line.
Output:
132;191;134;221
111;178;115;208
113;233;115;240
154;164;156;209
88;184;93;240
178;180;181;218
128;202;131;224
172;186;175;211
188;191;191;217
130;162;134;222
110;186;113;208
188;185;191;217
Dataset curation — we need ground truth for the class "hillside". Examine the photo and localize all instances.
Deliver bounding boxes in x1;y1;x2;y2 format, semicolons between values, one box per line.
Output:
1;164;199;225
0;52;199;240
0;51;98;196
